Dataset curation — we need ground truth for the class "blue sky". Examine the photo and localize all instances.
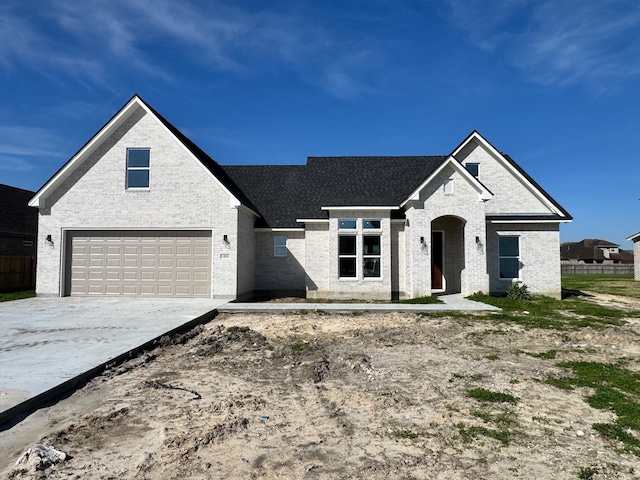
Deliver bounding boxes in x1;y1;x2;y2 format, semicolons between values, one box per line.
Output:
1;0;638;247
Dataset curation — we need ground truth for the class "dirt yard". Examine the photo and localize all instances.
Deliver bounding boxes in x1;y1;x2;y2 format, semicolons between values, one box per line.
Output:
1;297;639;479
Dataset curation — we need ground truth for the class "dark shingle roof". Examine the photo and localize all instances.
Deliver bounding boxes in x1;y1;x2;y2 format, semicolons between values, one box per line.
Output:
0;184;37;236
224;156;447;227
502;155;573;221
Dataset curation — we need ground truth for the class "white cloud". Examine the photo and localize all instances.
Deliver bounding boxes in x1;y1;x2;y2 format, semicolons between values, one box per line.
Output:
446;0;640;87
0;0;381;98
0;126;66;172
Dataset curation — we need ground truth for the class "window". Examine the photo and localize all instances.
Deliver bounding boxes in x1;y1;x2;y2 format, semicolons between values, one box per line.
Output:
339;219;357;229
339;235;357;277
363;235;381;277
337;218;383;279
363;219;381;229
466;163;479;178
499;236;520;279
443;177;454;195
274;236;287;257
127;148;150;188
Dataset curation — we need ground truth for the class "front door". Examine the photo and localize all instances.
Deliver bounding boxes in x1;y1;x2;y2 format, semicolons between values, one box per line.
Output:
431;231;444;290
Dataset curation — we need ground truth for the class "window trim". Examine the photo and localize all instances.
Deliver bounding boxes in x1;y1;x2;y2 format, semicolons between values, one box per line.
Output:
274;235;288;257
126;148;150;189
498;235;521;281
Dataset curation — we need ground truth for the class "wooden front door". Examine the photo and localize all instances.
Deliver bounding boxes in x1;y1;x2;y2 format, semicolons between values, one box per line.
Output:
431;231;443;290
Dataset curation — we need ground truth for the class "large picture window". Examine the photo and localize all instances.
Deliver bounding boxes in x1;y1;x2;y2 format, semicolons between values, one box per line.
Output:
127;148;150;189
339;235;357;278
499;236;520;279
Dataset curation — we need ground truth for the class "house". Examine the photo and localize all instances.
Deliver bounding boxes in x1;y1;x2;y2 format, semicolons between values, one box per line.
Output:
0;184;37;257
28;95;572;300
560;239;634;265
626;232;640;280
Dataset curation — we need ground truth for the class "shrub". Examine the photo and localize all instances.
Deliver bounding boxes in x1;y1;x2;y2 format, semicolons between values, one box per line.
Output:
506;283;532;301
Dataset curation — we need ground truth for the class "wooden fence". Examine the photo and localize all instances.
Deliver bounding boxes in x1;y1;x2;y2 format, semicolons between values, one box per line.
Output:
561;264;634;275
0;256;36;291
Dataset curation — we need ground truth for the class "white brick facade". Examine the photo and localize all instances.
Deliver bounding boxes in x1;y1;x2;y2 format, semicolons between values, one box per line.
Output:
486;223;561;298
254;230;306;296
31;99;568;301
35;106;245;298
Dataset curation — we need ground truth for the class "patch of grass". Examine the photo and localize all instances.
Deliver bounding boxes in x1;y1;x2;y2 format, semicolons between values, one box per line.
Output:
524;349;558;359
577;465;599;480
471;408;517;428
398;296;443;304
562;274;640;299
289;341;311;353
485;353;499;361
466;388;519;405
0;290;36;302
546;361;640;456
457;423;513;445
467;292;632;331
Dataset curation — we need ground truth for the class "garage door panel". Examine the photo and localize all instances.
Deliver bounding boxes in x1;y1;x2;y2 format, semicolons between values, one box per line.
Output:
68;231;211;297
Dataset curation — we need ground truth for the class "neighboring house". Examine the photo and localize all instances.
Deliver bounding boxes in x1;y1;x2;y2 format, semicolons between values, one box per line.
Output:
0;184;37;256
29;95;572;300
627;232;640;280
560;239;634;265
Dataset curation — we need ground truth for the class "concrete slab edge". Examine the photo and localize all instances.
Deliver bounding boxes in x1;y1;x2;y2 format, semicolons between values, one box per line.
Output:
0;309;219;430
218;303;501;313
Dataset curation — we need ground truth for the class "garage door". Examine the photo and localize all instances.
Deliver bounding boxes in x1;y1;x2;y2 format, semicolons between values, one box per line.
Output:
66;231;212;297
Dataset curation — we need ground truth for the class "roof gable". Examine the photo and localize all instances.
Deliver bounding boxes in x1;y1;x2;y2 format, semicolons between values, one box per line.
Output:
29;95;255;214
451;131;572;220
400;156;493;207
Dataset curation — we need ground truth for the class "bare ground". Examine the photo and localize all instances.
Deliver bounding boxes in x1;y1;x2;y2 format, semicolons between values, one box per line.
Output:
1;299;639;479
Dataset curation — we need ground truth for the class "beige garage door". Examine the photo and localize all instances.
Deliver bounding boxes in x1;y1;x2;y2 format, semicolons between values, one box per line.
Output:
66;231;211;297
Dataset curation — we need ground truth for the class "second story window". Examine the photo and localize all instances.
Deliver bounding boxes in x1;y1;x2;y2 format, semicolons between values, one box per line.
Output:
127;148;150;189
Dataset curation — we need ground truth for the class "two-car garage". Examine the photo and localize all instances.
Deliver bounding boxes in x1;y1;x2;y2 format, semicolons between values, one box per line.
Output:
64;231;212;297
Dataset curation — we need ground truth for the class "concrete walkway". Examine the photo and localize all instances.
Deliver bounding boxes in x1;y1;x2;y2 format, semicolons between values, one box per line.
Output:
0;297;226;425
219;293;500;314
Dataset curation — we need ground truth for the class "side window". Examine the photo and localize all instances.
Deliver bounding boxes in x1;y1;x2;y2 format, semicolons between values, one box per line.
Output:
274;236;287;257
127;148;150;189
339;235;357;278
499;236;520;279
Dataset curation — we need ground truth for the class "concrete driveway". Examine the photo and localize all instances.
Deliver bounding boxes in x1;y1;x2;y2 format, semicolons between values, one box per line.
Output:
0;296;226;424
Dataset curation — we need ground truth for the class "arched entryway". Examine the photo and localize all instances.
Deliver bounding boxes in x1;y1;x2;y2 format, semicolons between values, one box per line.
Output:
431;215;466;293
